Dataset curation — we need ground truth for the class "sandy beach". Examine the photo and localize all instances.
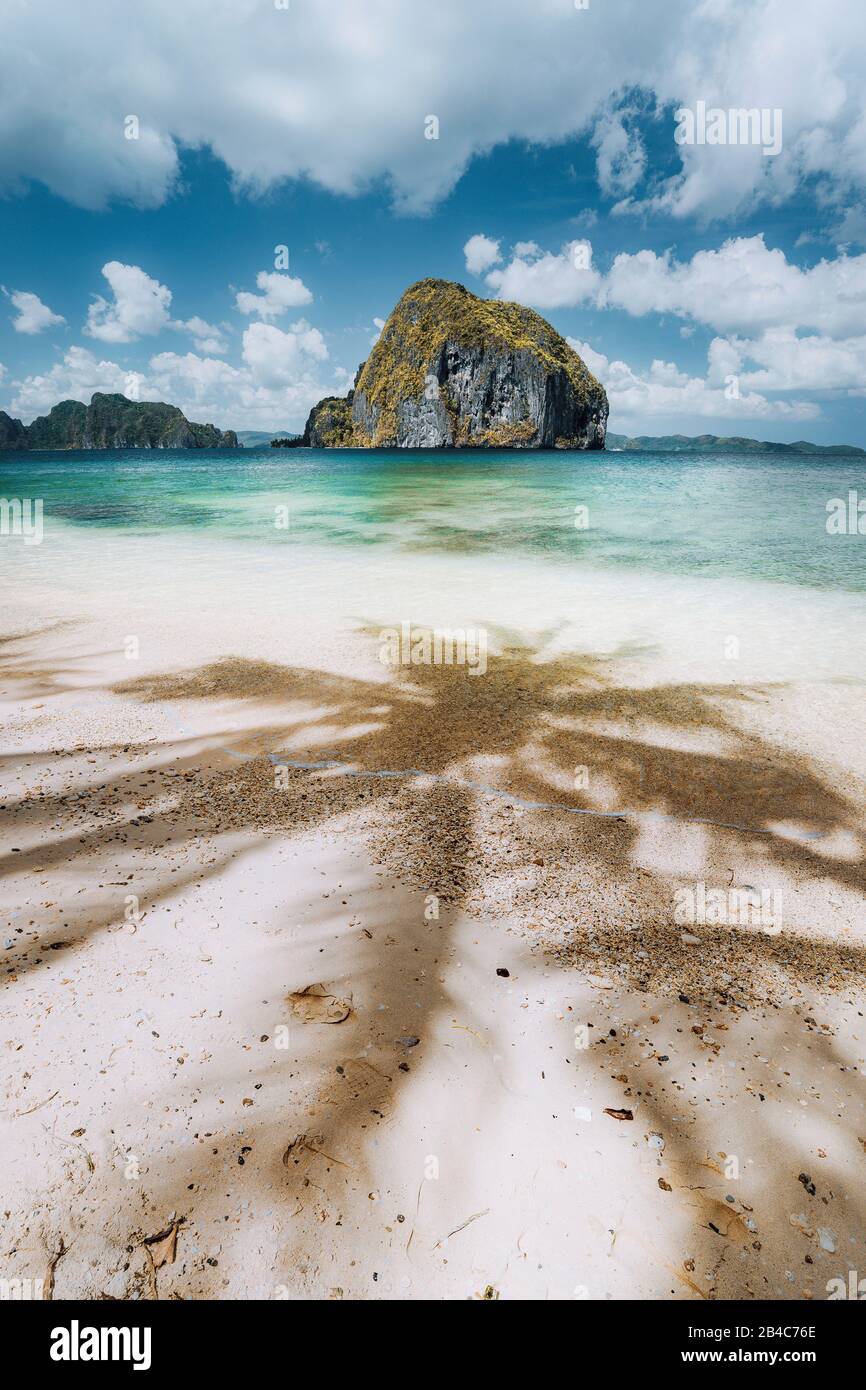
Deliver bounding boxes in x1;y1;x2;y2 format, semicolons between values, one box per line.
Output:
3;510;866;1301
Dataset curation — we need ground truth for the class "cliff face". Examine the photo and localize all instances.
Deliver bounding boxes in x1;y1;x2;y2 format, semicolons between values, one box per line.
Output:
0;393;238;449
303;395;356;448
303;279;608;449
26;400;88;449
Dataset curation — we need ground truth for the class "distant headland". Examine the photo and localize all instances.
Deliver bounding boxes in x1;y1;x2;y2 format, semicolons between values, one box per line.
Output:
606;432;866;457
0;392;237;450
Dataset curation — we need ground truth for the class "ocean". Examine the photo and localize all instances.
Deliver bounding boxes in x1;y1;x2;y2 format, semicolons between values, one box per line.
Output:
3;445;866;686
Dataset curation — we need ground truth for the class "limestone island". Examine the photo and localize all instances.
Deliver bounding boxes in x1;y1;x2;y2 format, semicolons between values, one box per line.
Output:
301;279;608;449
0;392;238;450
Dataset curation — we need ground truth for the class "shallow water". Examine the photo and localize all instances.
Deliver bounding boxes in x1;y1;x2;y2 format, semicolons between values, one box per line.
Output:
1;445;865;588
2;446;866;685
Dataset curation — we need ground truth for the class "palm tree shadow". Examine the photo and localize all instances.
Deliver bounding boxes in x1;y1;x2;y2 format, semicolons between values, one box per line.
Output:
4;632;866;1296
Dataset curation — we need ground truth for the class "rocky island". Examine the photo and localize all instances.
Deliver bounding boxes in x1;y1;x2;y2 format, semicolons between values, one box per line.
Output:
0;392;238;449
303;279;608;449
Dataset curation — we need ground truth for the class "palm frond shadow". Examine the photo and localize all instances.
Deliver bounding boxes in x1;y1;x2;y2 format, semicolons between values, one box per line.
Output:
4;633;866;1296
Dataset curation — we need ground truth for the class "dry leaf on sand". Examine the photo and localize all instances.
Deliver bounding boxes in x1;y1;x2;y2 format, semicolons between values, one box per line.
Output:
144;1222;179;1269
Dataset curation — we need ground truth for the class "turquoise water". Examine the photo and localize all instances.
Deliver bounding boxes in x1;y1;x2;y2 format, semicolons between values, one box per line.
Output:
2;445;865;591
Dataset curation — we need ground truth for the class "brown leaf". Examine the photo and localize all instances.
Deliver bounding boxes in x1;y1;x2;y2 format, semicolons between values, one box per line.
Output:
144;1222;178;1269
604;1107;634;1121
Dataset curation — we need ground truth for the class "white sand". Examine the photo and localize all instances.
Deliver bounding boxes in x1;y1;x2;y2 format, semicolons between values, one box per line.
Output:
2;538;866;1300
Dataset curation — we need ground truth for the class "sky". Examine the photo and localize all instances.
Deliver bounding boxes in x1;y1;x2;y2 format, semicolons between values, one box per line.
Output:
1;0;865;443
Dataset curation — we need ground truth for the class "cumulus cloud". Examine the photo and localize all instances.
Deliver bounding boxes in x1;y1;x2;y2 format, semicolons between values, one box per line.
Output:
85;261;173;343
463;234;501;275
83;262;233;352
5;289;65;335
147;326;337;429
832;203;866;247
239;320;328;386
619;1;866;223
709;328;866;394
174;316;229;354
601;237;866;337
571;338;819;430
2;0;865;220
478;233;866;336
484;240;601;309
7;318;341;431
8;346;133;418
234;272;313;320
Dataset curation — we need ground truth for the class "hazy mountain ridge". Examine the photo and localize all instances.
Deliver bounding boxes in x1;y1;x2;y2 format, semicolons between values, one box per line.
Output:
235;430;298;448
606;432;866;456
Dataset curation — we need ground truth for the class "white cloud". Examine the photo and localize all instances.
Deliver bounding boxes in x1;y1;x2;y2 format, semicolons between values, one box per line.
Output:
234;271;313;320
2;0;865;220
146;351;246;410
620;1;866;223
6;289;65;334
591;107;646;199
463;234;501;275
370;316;386;345
478;233;866;357
8;346;132;418
601;237;866;337
82;262;230;353
174;316;228;354
832;203;866;247
485;240;601;309
147;325;337;429
7;321;343;431
570;338;819;431
85;261;172;343
240;320;328;386
710;328;866;394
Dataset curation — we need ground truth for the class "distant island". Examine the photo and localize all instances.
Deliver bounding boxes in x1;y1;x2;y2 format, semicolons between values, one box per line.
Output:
0;392;238;449
606;432;866;457
302;279;608;449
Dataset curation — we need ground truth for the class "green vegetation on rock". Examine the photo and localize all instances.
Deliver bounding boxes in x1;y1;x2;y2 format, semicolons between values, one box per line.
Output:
0;393;238;450
605;432;866;456
303;395;355;448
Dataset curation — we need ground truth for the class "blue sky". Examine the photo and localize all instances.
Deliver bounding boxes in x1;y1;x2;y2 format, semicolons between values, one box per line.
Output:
1;0;865;442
